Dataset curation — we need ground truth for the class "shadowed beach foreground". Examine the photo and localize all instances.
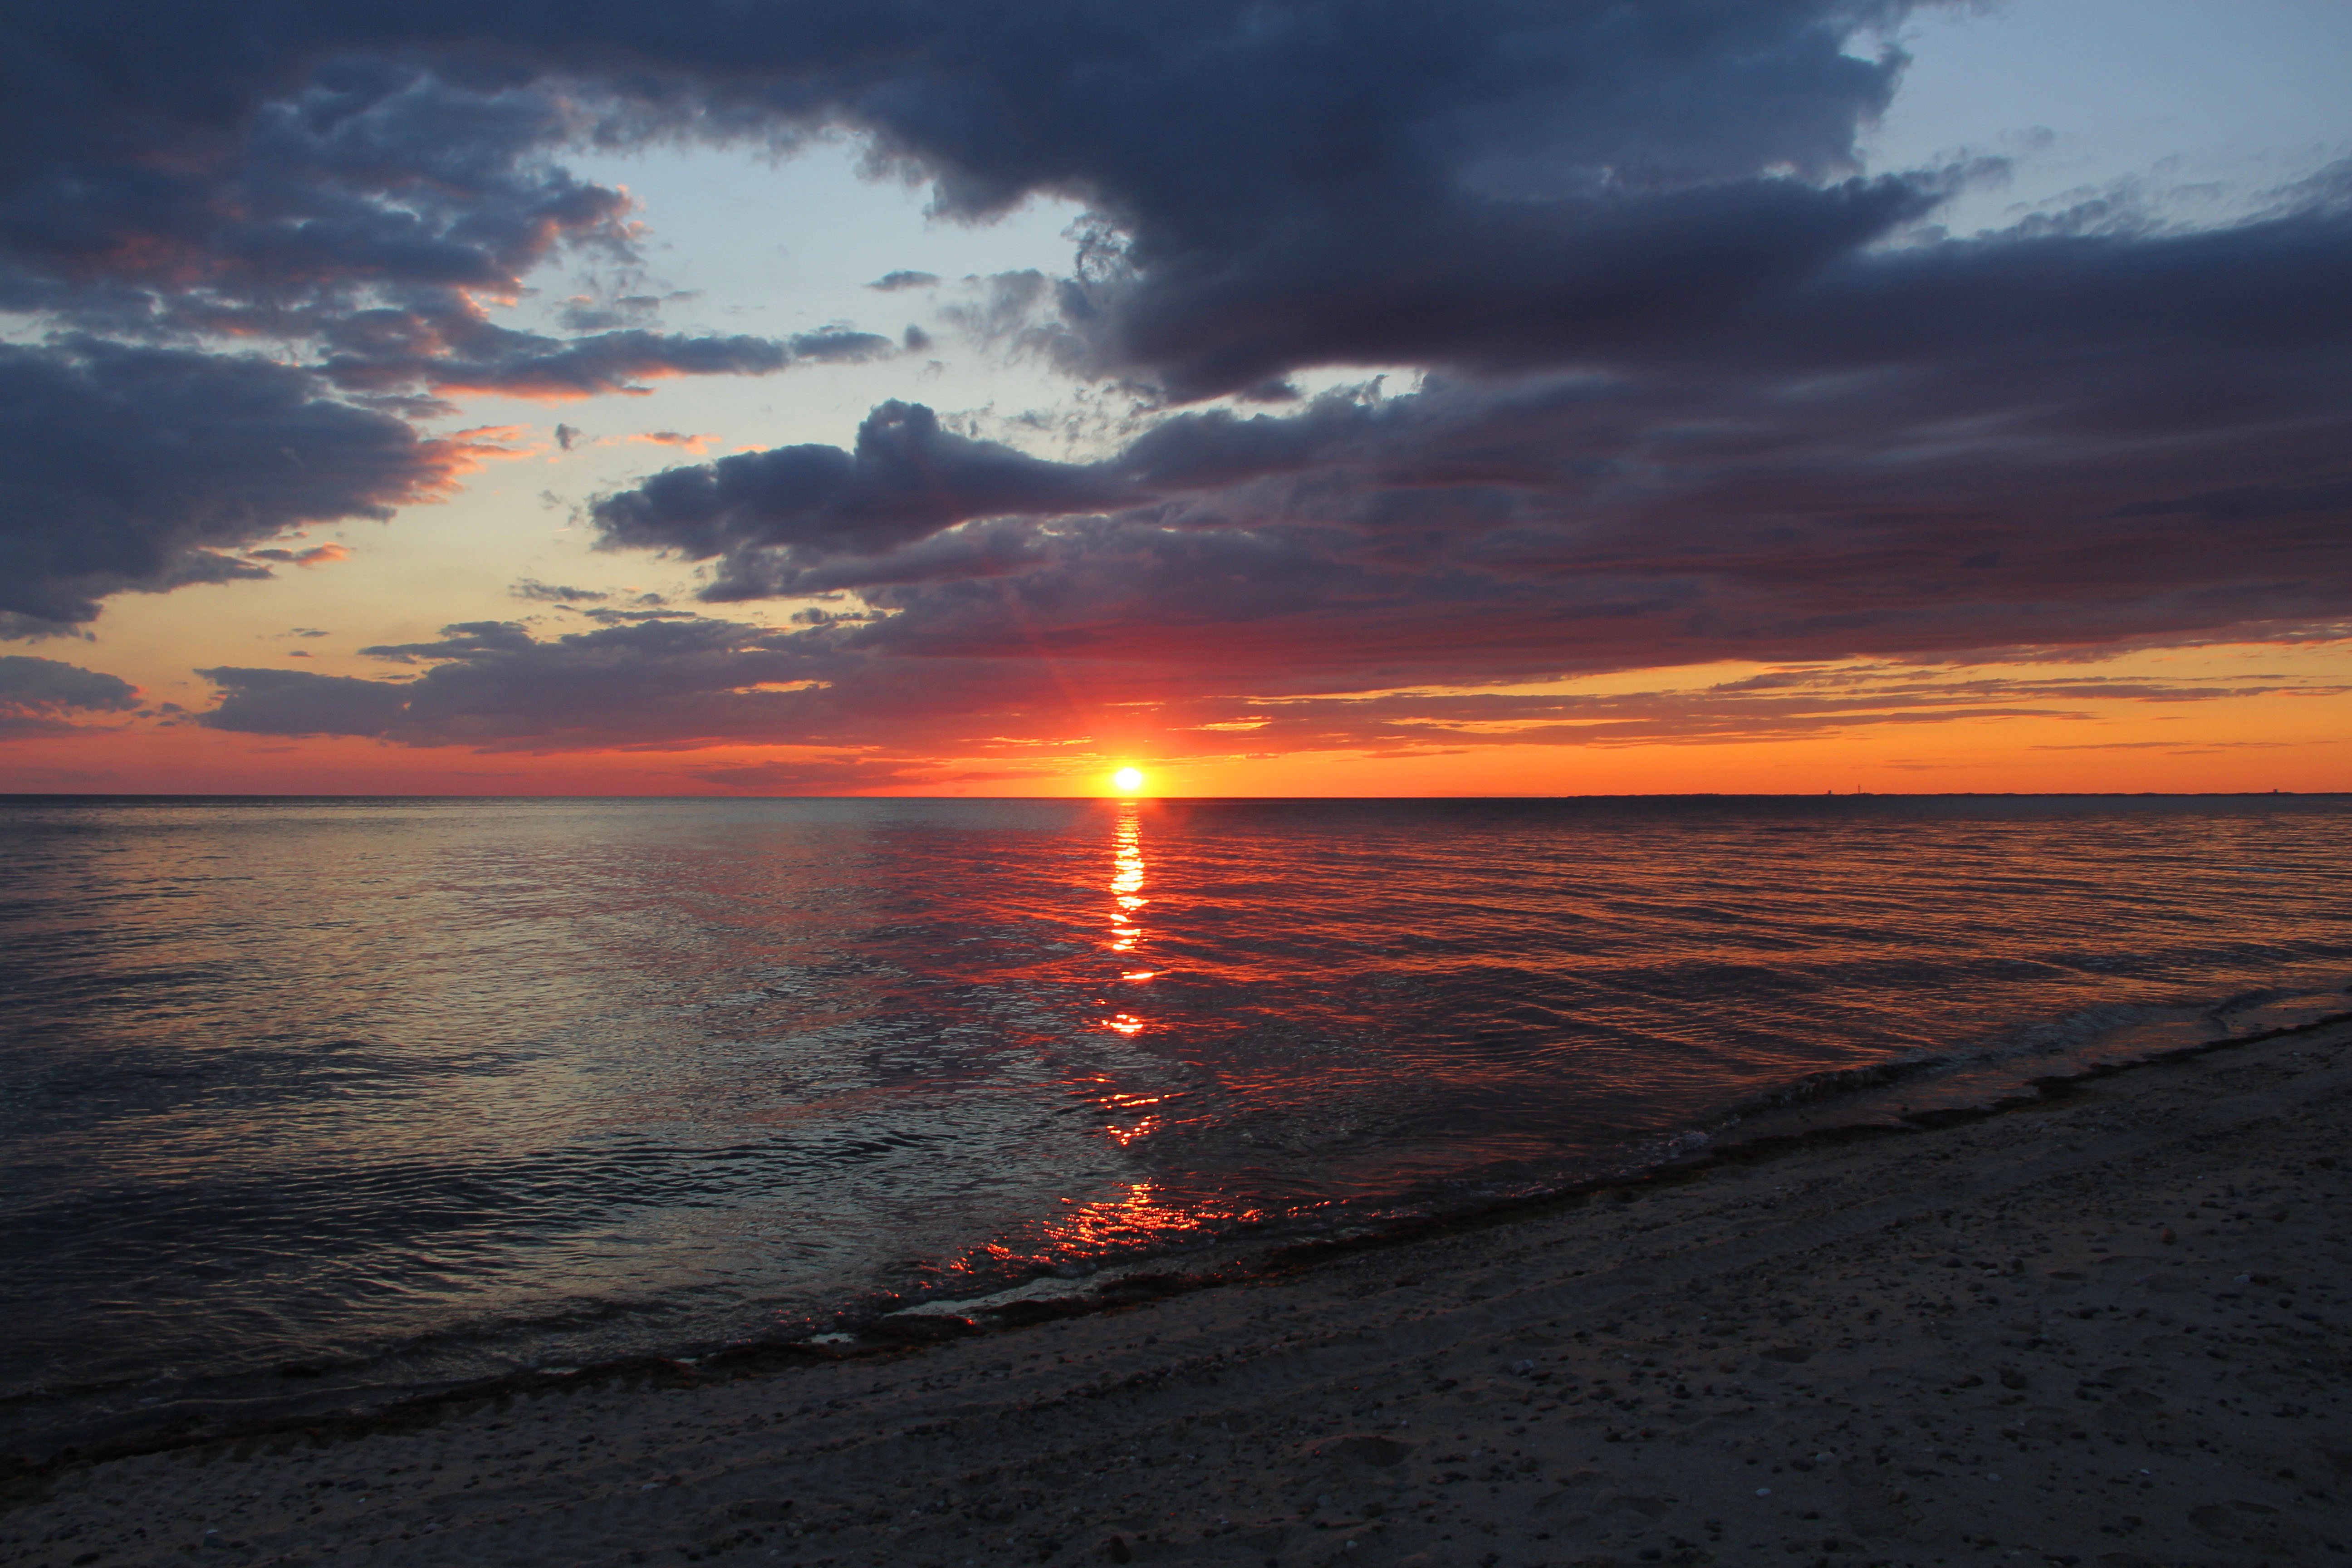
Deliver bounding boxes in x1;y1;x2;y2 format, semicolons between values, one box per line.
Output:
8;1021;2350;1568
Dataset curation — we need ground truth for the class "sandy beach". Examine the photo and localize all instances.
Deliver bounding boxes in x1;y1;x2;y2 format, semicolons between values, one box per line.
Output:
7;1017;2349;1568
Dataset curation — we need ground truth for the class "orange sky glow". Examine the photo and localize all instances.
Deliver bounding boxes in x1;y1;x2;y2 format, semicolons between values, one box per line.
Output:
4;7;2348;799
9;635;2344;796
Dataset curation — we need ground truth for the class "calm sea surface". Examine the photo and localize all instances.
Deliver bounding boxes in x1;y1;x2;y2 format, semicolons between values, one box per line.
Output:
3;795;2348;1448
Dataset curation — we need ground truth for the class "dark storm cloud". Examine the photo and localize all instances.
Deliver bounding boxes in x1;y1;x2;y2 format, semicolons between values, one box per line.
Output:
0;2;1924;396
0;653;141;736
1073;173;1945;398
0;341;479;633
4;0;2344;701
0;60;629;322
0;42;833;628
6;0;2330;403
594;187;2352;670
587;388;1475;585
198;616;835;749
590;401;1130;593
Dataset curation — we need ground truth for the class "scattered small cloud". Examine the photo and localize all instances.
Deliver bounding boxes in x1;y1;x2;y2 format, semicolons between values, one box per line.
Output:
510;578;611;604
245;543;352;568
630;431;718;454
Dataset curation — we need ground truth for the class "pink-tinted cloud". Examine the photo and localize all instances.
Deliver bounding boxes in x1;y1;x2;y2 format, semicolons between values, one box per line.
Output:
245;542;351;567
0;654;141;737
4;0;2342;745
626;431;719;455
187;607;2350;779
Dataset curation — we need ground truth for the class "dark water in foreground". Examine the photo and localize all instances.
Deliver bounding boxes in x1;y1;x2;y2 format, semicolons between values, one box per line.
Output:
3;795;2348;1449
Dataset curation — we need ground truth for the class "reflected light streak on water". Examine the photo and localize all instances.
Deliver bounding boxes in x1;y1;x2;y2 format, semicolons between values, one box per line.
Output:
1;793;2348;1441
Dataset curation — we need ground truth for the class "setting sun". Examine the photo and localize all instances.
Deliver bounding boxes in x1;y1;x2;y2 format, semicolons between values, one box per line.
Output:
1112;767;1145;792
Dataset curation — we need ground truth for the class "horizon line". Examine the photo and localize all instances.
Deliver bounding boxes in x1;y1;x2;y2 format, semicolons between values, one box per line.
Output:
1;789;2342;803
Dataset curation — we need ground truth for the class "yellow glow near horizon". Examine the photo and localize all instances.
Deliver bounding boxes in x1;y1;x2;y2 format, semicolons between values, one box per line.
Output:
1112;767;1145;792
8;638;2347;798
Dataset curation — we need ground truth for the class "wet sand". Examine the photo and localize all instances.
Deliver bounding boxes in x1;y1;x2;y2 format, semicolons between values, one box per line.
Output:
7;1017;2350;1568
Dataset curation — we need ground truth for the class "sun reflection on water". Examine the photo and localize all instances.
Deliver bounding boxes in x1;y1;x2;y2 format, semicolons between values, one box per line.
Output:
1107;804;1147;958
17;796;2347;1422
1091;807;1161;1147
1103;1115;1161;1147
1042;1180;1271;1252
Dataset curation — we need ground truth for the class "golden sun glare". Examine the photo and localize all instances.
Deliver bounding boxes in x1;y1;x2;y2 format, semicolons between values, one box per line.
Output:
1112;767;1145;792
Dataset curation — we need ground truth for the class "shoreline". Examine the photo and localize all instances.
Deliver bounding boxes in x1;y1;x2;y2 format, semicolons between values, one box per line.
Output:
7;1012;2350;1565
8;1008;2347;1483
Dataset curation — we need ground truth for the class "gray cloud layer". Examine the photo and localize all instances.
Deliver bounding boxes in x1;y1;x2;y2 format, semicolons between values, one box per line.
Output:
0;653;141;736
0;340;467;632
1;0;2342;755
0;33;903;633
189;610;2345;780
199;617;828;749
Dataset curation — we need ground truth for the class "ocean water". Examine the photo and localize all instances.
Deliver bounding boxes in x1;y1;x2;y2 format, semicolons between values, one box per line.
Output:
3;794;2348;1450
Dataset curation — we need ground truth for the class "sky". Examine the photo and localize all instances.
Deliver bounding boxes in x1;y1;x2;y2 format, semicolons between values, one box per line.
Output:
1;0;2347;796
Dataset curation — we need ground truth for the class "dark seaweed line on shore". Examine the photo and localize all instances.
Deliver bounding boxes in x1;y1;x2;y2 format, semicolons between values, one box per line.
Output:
5;1004;2346;1490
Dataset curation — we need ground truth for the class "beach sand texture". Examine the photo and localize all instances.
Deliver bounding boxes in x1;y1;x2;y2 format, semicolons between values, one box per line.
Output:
7;1020;2349;1568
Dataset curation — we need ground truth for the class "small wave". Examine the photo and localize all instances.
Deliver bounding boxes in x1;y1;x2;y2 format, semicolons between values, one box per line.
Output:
6;795;2350;1460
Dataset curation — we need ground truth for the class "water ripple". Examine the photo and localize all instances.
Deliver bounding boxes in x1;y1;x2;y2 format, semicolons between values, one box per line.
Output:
2;794;2347;1430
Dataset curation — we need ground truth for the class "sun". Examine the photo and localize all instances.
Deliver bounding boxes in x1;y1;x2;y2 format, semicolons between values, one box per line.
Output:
1112;767;1145;793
